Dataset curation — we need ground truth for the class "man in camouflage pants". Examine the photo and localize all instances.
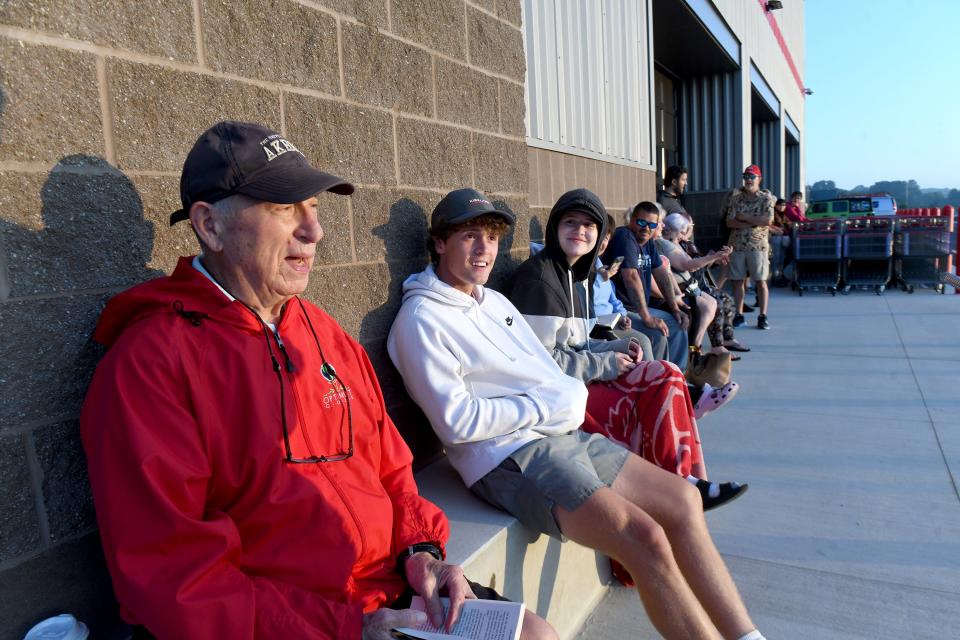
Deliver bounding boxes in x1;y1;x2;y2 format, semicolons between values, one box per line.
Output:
722;164;776;330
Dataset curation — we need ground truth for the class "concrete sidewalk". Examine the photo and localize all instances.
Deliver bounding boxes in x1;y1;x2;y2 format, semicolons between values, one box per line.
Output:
576;287;960;639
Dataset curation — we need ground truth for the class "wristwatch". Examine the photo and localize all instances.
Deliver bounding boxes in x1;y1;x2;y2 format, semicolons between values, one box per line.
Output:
396;542;443;580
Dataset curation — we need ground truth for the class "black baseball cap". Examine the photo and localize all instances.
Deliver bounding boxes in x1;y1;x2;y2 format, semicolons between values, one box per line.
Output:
431;188;516;229
169;121;354;225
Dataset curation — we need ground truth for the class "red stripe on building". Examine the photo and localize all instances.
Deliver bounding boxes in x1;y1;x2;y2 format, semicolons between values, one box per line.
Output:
756;0;805;94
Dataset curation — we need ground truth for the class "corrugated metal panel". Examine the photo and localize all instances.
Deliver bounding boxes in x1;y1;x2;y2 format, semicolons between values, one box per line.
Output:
785;141;800;196
524;0;651;165
678;70;740;192
751;119;781;196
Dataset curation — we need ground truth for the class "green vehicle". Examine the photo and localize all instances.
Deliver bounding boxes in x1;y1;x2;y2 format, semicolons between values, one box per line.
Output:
807;196;873;220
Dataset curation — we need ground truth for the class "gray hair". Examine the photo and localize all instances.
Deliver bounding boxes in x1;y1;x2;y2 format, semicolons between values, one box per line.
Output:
192;193;255;250
663;213;689;237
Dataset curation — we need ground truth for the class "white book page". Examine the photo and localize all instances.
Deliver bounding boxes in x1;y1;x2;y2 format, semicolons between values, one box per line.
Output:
393;596;524;640
596;312;621;328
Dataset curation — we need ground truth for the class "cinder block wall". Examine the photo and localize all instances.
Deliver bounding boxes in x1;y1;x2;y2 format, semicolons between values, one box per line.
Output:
0;1;527;637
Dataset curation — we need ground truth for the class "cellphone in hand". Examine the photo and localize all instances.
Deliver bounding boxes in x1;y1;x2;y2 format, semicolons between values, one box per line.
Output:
607;256;625;269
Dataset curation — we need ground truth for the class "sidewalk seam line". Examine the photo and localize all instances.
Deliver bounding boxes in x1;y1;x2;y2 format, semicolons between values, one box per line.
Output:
721;552;960;598
884;296;960;503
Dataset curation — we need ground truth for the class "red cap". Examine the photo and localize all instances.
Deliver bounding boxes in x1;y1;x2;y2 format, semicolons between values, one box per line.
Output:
743;164;762;177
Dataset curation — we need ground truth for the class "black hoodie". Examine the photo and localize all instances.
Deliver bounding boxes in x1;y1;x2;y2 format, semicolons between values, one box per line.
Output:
507;188;628;383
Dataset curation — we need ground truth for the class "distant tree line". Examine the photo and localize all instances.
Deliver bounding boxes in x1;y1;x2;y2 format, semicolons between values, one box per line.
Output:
807;179;960;208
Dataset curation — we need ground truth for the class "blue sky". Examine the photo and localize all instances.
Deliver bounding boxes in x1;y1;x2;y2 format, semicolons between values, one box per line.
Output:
805;0;960;190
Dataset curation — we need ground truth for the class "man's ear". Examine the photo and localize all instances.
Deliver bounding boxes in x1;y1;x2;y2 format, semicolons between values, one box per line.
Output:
432;235;447;257
189;202;224;252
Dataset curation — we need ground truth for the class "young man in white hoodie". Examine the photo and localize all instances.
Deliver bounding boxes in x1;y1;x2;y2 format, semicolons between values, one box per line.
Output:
388;188;766;640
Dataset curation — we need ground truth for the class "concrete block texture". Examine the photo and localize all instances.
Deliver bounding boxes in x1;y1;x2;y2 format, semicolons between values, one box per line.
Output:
0;0;196;61
202;0;340;94
127;174;198;274
0;432;41;563
391;0;466;60
396;118;472;189
498;79;525;136
316;0;387;27
306;257;426;342
313;191;354;266
472;133;527;194
0;293;109;427
0;532;126;640
435;57;499;131
284;92;396;186
0;40;103;163
0;161;162;298
497;0;523;26
108;60;281;172
470;0;496;13
342;22;433;116
34;421;95;543
351;187;437;263
485;195;529;290
467;7;525;81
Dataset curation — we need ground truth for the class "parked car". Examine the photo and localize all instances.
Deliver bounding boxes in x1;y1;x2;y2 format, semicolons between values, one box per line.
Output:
807;196;872;220
868;194;898;216
806;194;898;220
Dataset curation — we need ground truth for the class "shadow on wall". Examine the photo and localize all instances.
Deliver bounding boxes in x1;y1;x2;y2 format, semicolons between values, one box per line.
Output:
0;84;8;300
486;199;532;294
360;196;430;345
359;197;441;465
0;154;161;640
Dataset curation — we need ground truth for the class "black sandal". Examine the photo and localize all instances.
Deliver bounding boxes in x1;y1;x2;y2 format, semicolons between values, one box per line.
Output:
725;341;751;352
695;480;749;511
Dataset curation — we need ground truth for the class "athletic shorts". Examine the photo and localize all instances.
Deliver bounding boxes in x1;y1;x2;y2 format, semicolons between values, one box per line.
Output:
469;431;629;541
728;249;769;281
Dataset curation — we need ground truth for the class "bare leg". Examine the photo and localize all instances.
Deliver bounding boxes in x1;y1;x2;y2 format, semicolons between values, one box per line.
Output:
519;610;559;640
691;459;708;480
694;294;717;348
554;486;722;639
756;281;769;316
731;280;745;314
610;455;756;639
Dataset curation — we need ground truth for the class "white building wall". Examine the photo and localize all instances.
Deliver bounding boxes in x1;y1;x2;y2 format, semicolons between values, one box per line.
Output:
714;0;806;192
523;0;655;169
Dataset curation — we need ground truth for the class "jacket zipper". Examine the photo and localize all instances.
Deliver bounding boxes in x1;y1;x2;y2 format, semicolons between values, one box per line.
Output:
318;464;367;559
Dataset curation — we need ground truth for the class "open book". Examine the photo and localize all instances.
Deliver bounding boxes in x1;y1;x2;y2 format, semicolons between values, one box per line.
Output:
392;596;524;640
595;312;621;328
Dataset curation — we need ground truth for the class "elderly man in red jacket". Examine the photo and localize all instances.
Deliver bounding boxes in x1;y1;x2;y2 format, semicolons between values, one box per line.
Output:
80;121;556;640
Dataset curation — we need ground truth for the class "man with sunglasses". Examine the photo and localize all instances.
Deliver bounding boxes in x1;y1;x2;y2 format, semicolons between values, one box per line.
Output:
79;122;555;640
721;165;776;329
603;201;690;370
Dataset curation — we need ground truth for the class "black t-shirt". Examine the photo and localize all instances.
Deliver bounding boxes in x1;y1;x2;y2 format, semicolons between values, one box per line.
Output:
657;190;688;218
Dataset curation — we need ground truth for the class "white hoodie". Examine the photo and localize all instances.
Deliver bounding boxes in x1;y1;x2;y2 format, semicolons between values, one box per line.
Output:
388;265;589;487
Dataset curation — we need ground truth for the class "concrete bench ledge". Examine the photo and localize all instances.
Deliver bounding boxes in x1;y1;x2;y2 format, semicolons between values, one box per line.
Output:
415;458;612;640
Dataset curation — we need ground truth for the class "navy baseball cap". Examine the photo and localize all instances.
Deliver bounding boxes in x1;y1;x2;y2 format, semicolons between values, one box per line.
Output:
170;121;354;225
431;188;516;228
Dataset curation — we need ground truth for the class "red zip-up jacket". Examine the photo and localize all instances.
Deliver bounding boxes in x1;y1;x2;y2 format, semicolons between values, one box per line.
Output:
80;257;449;639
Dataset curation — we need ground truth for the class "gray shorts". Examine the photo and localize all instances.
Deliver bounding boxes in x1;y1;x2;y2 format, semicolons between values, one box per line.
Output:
470;431;629;540
728;249;769;281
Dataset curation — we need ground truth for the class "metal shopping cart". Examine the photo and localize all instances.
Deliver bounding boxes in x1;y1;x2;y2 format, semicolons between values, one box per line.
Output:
894;216;951;294
792;219;842;296
841;216;893;295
